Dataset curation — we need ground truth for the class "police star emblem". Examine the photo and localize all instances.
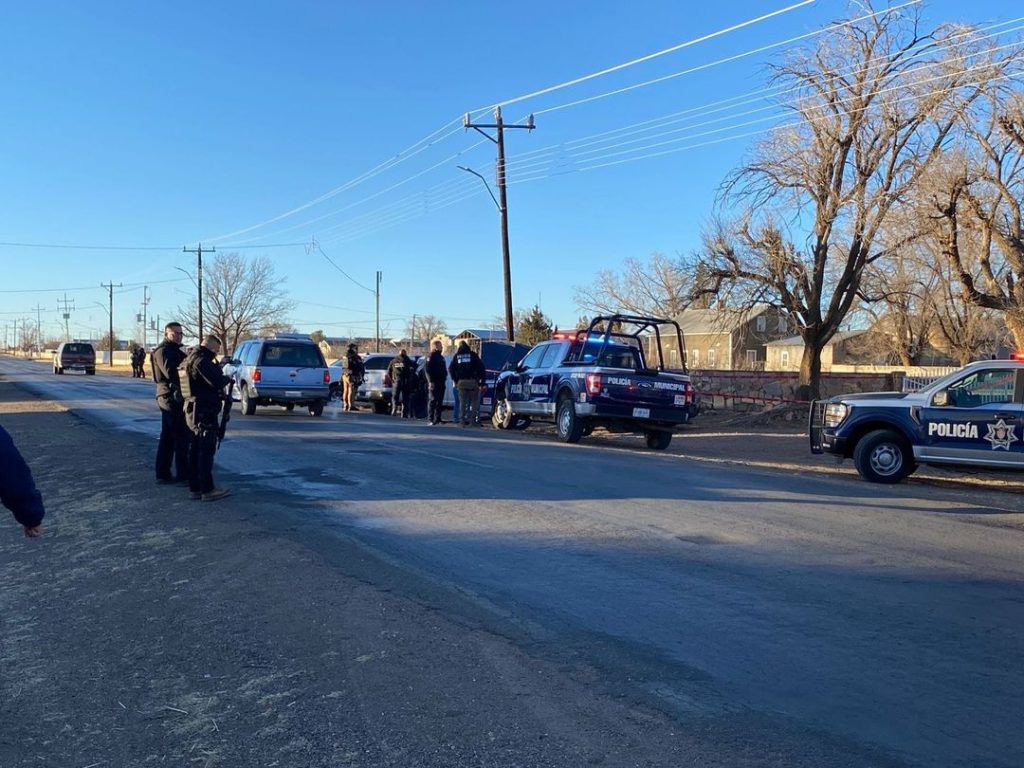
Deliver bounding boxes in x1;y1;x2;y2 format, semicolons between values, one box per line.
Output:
984;418;1019;451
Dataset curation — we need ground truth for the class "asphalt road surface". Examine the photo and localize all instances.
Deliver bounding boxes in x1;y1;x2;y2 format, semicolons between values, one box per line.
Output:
3;356;1022;768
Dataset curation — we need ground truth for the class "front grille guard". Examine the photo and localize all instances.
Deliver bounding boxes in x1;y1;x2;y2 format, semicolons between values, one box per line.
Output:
808;400;827;454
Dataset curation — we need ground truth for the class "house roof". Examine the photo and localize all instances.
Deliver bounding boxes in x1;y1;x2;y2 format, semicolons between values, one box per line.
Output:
765;330;867;347
677;305;770;335
454;329;508;341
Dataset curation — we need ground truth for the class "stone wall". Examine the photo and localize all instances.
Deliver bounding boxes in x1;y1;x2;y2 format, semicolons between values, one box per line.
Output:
690;369;902;409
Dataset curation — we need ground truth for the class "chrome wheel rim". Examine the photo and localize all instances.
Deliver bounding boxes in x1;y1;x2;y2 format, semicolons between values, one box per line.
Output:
869;443;902;476
558;405;572;435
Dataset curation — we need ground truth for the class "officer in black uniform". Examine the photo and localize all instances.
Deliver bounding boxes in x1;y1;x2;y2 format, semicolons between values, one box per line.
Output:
425;340;447;425
151;322;190;484
183;334;232;502
448;341;486;426
388;349;415;418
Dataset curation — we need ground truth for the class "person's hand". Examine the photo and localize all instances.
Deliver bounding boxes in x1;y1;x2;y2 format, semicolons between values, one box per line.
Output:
23;525;42;538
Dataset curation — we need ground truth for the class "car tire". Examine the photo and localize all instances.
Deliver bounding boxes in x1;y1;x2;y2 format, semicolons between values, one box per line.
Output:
556;397;585;443
308;402;324;417
329;385;342;402
284;404;295;412
56;366;64;375
853;429;914;483
645;430;672;450
372;401;389;415
86;368;95;375
512;416;532;430
240;384;257;416
492;398;513;429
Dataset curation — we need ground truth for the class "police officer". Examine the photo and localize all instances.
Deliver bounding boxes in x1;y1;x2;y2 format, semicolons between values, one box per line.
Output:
388;349;414;418
448;341;485;426
425;340;447;425
0;424;45;537
183;334;232;502
343;343;364;412
151;322;190;484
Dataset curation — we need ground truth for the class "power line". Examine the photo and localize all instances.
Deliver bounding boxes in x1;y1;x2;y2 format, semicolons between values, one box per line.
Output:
482;0;819;112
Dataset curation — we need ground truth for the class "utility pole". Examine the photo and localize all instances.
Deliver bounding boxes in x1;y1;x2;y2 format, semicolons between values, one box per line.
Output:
100;281;122;366
375;271;382;353
140;286;150;350
463;107;535;343
183;243;214;342
12;319;18;355
57;293;74;341
31;303;45;355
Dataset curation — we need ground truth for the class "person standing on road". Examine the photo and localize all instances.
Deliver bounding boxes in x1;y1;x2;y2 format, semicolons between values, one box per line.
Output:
151;322;190;484
0;424;45;537
183;335;232;502
388;350;414;418
343;343;364;412
449;341;485;427
425;340;447;425
133;346;146;378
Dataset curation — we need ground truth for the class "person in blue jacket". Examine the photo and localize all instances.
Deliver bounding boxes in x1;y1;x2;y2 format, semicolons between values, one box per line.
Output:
0;424;45;537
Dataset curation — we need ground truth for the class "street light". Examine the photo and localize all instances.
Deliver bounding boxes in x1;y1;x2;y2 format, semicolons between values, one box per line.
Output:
458;164;514;341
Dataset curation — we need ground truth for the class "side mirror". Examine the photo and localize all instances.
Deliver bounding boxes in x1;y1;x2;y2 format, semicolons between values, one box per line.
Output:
932;389;950;407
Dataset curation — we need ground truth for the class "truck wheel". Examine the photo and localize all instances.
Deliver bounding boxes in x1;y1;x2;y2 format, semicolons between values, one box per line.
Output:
308;402;324;417
284;404;295;412
86;368;95;375
329;384;342;402
240;384;257;416
372;401;389;415
556;397;585;443
645;430;672;450
853;429;914;483
492;398;513;429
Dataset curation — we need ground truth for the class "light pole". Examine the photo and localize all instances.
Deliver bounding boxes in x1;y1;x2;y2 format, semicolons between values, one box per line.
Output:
458;164;514;341
174;267;200;342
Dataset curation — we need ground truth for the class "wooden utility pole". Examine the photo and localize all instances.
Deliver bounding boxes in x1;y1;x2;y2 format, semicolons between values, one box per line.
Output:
463;107;535;342
57;293;74;341
375;271;382;353
100;281;122;366
183;243;214;342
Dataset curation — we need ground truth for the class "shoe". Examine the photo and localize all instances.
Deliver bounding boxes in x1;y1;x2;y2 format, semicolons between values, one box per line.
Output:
189;492;201;501
201;488;231;502
156;476;174;485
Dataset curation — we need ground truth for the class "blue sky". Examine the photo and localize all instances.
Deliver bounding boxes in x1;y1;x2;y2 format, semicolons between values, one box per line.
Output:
1;0;1020;345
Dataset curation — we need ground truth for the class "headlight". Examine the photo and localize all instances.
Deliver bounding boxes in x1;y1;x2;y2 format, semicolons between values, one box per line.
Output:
824;403;849;428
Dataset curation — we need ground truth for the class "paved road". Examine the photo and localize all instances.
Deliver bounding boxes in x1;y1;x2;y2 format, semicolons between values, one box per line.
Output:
4;356;1023;768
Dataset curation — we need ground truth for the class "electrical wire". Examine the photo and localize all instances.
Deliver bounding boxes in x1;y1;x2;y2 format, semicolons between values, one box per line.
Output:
479;0;819;112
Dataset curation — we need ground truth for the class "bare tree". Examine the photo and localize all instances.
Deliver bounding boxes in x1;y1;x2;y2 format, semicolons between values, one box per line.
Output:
699;5;1001;398
405;315;447;343
574;253;694;319
928;84;1024;346
176;253;296;355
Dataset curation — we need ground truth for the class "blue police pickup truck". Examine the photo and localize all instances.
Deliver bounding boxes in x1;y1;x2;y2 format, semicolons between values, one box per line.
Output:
491;314;698;449
810;359;1024;483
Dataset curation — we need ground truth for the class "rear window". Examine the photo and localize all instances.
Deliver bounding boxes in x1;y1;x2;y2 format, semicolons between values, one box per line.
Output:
63;344;93;355
260;344;324;367
574;341;639;369
362;355;392;370
481;343;531;371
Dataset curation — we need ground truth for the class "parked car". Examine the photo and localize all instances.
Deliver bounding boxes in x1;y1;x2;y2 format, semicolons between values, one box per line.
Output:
357;353;397;414
327;358;344;402
53;342;96;375
810;358;1024;483
223;334;331;417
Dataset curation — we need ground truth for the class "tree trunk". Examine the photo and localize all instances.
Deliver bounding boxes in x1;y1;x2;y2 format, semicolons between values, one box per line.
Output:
1006;310;1024;352
797;341;825;402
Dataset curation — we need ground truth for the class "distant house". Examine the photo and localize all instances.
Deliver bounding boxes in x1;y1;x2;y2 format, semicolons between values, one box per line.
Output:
453;329;509;343
764;331;870;372
667;306;792;370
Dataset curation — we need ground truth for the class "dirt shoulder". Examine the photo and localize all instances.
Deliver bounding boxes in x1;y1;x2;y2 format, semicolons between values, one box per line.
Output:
0;377;895;768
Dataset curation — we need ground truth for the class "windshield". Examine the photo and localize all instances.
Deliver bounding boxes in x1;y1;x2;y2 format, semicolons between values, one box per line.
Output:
362;355;392;370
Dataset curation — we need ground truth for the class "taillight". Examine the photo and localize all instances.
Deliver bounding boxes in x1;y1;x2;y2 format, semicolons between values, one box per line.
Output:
384;373;392;387
252;368;261;383
585;373;602;395
323;370;331;384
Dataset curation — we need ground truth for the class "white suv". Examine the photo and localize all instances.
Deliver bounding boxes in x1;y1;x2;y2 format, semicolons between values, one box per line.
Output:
226;335;331;417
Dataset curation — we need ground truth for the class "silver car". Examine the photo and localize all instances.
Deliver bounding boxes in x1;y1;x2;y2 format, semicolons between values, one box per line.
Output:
225;334;331;417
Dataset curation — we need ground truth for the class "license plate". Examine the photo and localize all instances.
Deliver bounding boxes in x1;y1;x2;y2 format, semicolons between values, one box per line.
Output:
285;390;301;398
482;397;492;405
674;395;685;406
633;407;650;418
371;390;380;397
